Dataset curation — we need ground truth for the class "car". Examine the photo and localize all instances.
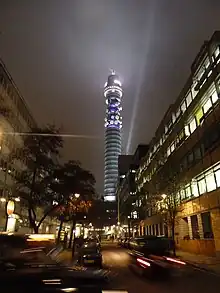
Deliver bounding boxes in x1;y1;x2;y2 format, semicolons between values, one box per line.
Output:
129;236;170;256
78;242;103;268
0;234;110;292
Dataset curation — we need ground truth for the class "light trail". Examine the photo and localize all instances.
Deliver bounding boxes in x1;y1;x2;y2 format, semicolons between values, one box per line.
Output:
1;132;100;139
126;0;157;154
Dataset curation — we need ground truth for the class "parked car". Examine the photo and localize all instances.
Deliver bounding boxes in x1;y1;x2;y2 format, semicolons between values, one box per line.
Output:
129;236;170;256
78;242;103;268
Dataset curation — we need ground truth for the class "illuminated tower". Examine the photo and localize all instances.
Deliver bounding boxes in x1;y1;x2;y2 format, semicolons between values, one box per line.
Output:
104;71;123;201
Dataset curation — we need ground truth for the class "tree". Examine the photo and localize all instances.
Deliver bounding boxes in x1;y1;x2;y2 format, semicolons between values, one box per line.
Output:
149;171;184;256
52;160;96;246
14;125;63;233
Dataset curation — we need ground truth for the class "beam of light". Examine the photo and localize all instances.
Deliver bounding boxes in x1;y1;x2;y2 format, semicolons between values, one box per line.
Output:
1;132;100;139
126;0;157;154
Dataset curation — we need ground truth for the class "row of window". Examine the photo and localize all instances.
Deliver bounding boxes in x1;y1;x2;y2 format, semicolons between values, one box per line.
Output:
137;45;220;181
0;72;34;128
167;83;218;158
138;82;219;190
184;212;213;240
176;161;220;203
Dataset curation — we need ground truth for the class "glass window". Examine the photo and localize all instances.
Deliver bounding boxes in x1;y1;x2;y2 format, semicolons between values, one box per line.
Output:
176;108;181;118
191;215;200;239
191;83;198;99
185;185;191;198
195;108;203;125
215;168;220;187
201;212;213;239
172;113;176;123
185;125;190;136
214;46;220;59
204;58;210;69
189;118;197;134
155;224;159;236
203;98;212;114
180;189;185;201
211;91;218;104
205;171;216;192
181;101;186;113
186;92;192;107
170;143;175;153
198;178;206;195
167;147;171;157
194;146;202;161
192;181;199;197
188;152;194;164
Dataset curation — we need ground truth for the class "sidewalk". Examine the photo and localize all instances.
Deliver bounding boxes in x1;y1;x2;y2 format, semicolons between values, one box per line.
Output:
177;250;220;275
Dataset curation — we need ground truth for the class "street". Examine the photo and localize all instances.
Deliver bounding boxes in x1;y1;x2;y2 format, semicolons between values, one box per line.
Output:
102;244;220;293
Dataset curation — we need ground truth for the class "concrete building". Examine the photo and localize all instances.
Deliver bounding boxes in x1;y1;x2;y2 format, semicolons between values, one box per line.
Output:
136;31;220;257
117;145;149;234
104;71;123;202
0;59;58;234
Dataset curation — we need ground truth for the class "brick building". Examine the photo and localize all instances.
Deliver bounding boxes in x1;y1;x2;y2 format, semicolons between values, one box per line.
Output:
136;31;220;257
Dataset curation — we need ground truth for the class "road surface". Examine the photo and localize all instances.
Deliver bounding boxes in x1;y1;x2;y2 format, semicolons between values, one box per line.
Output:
102;244;220;293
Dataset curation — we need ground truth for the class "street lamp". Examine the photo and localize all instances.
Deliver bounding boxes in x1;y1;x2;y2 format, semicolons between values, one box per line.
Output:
74;193;80;199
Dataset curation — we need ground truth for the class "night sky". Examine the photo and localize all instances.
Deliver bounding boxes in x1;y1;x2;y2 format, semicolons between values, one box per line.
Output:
0;1;220;194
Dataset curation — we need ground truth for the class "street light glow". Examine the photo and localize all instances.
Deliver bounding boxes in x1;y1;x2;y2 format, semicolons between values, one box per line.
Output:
74;193;80;198
161;194;167;199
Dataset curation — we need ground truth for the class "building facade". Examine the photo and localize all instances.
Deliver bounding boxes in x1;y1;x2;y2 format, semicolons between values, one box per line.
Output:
104;71;123;202
117;145;149;236
0;59;58;234
136;31;220;257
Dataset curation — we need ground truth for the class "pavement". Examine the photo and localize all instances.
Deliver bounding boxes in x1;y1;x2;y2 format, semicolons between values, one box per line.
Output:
177;250;220;275
58;243;220;293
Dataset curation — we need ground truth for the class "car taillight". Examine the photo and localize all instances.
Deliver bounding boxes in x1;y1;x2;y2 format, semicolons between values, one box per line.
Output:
165;257;186;265
137;258;151;268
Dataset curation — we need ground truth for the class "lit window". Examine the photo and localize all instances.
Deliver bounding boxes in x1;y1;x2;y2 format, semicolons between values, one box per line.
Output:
204;58;210;69
176;108;181;117
198;178;206;195
203;98;212;114
132;211;138;219
214;47;220;59
189;118;197;134
214;168;220;187
172;112;176;123
212;91;218;104
180;189;185;201
167;147;171;157
181;101;186;113
191;83;198;99
186;92;192;107
185;125;190;136
205;171;216;192
170;143;175;153
195;108;203;125
185;185;191;198
192;181;199;197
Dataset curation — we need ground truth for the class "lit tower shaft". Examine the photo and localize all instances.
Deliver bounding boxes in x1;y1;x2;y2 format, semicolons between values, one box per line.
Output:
104;71;123;201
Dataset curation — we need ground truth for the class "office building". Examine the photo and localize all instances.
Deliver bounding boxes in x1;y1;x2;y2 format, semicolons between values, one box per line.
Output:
136;31;220;256
117;145;149;233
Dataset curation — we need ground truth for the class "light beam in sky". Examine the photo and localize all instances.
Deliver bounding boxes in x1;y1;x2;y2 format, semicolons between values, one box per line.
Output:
126;1;156;154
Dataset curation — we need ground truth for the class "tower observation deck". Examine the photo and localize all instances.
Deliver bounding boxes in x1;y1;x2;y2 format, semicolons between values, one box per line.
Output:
104;71;123;202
